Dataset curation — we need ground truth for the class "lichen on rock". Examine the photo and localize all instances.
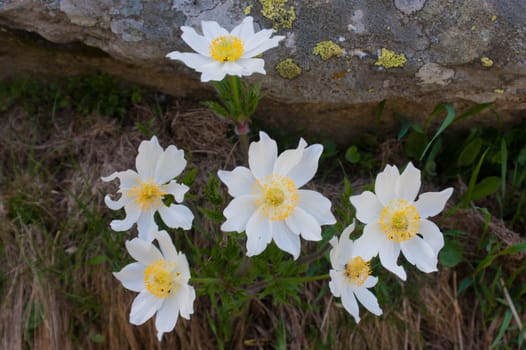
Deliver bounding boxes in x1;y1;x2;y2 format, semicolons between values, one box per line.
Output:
276;58;302;79
375;48;407;69
313;41;344;61
259;0;296;30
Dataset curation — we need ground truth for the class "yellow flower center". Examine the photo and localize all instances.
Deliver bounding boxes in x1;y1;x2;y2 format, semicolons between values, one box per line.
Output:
379;199;420;242
344;256;371;287
209;35;244;62
255;174;299;221
128;180;166;210
144;259;180;298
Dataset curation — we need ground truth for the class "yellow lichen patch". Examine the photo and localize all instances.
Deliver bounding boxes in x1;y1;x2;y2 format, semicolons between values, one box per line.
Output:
491;15;497;22
244;5;252;15
313;41;344;61
494;89;504;94
276;58;302;79
259;0;296;30
375;48;407;69
481;56;494;67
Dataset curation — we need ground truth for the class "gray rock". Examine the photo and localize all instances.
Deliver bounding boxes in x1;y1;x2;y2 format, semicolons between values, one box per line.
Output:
0;0;525;142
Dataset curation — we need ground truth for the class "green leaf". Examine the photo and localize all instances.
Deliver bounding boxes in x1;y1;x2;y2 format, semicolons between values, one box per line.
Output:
457;137;482;167
470;176;501;201
462;148;490;207
420;103;455;160
500;138;507;197
456;102;493;122
499;241;526;256
88;255;107;265
345;145;361;163
439;240;464;267
89;332;105;343
490;309;512;349
404;131;428;159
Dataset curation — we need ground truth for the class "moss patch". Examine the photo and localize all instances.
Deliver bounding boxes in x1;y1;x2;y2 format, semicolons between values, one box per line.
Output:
375;48;407;69
276;58;302;79
313;41;344;61
259;0;296;30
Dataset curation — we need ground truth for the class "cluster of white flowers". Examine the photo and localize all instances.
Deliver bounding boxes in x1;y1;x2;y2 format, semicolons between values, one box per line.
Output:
102;16;454;341
103;137;196;341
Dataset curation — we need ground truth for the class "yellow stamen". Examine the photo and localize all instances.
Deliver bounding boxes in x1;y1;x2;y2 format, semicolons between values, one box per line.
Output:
144;259;180;298
128;179;166;210
345;257;371;287
379;199;420;242
255;174;299;221
209;35;244;62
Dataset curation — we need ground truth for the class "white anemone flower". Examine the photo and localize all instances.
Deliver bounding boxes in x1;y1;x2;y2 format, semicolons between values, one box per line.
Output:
166;16;285;82
218;131;336;259
114;230;196;341
329;221;383;323
102;136;194;242
350;162;453;280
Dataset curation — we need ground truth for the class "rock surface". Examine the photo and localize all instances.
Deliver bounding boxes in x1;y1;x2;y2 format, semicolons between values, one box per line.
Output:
0;0;525;142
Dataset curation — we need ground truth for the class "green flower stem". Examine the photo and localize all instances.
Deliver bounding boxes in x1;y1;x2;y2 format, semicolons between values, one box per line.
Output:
230;75;241;115
277;274;331;283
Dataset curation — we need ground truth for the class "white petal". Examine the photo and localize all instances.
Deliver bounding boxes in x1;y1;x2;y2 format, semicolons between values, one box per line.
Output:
201;20;229;42
231;16;255;42
245;209;272;256
221;61;245;76
237;58;266;76
155;295;180;341
174;252;191;279
200;66;228;82
378;239;406;280
243;35;285;58
354;287;383;316
155;230;178;262
337;225;355;268
154;145;186;184
179;26;211;56
341;287;360;323
400;238;438;273
329;270;345;297
418;219;445;255
125;238;163;266
158;204;194;230
297;190;336;225
329;237;341;269
110;204;141;232
136;136;164;180
396;162;421;202
285;144;323;188
161;181;189;203
248;131;278;180
217;167;256;197
166;52;217;72
272;220;301;259
243;29;276;53
130;290;163;325
363;275;378;289
137;210;157;242
273;139;306;177
414;188;454;218
113;262;146;292
375;165;400;206
178;284;196;319
104;194;129;210
349;191;383;224
285;207;322;241
352;223;383;261
101;169;139;189
221;195;258;232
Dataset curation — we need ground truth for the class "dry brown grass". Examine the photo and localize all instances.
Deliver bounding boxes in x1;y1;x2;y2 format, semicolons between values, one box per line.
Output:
1;100;524;350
